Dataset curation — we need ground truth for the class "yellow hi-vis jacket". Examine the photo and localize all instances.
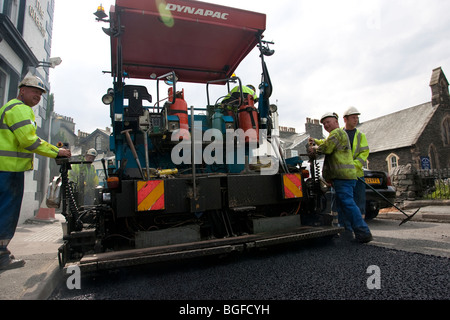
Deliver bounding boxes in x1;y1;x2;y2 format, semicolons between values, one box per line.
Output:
0;99;59;172
223;85;258;102
345;128;369;178
314;128;356;181
68;162;99;190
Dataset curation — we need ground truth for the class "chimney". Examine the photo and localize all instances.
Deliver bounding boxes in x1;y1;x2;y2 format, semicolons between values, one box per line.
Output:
305;118;323;139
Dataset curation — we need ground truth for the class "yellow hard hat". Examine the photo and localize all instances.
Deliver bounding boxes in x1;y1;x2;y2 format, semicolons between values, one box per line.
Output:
19;75;47;93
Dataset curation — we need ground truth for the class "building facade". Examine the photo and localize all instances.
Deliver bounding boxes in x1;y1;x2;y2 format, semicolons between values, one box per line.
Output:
357;67;450;174
1;0;56;223
279;118;324;161
77;127;113;158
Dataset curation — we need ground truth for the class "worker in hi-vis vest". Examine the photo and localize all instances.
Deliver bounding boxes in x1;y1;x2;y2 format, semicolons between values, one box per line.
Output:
222;84;258;104
308;112;372;244
69;148;99;206
342;106;370;218
0;75;71;270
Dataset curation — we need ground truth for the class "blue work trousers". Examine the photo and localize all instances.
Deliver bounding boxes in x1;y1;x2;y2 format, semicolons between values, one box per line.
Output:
0;172;24;252
354;177;366;217
333;179;371;236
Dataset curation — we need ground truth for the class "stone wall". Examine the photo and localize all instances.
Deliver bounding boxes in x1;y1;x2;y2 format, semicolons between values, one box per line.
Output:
367;147;411;172
390;164;422;203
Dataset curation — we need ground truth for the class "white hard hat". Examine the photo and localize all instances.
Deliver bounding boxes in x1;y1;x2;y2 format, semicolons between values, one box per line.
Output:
320;112;338;123
343;106;360;117
86;148;97;157
19;75;47;93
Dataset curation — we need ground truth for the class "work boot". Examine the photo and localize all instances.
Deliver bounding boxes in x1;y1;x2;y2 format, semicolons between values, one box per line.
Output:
0;253;25;271
339;229;355;241
355;232;373;244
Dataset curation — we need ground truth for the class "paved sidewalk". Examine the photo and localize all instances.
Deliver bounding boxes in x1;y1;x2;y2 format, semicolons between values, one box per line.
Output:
0;214;65;300
377;201;450;223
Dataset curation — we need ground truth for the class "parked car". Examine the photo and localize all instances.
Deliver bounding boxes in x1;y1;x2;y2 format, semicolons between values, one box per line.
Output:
363;169;396;220
299;158;396;220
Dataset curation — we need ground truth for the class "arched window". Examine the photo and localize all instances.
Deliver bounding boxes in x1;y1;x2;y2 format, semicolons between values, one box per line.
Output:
440;79;449;97
95;136;102;152
442;116;450;146
386;153;399;174
428;144;439;170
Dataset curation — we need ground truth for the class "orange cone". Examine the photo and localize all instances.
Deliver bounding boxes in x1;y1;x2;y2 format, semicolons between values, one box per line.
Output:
33;198;57;222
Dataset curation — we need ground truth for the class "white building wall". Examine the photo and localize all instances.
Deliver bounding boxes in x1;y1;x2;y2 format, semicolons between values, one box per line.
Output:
0;40;22;105
1;1;68;225
0;41;23;74
17;0;56;223
23;0;49;62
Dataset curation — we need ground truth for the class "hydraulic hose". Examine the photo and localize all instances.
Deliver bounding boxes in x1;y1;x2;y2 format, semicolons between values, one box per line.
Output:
60;162;82;231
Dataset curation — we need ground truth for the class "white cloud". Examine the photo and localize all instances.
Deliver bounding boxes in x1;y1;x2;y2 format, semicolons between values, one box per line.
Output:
50;0;115;133
49;0;450;134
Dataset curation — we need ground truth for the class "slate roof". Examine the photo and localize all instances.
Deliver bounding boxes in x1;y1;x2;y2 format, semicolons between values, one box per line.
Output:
357;102;437;153
279;131;310;150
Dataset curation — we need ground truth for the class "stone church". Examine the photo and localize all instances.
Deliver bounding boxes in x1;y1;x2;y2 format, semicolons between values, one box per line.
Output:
357;67;450;174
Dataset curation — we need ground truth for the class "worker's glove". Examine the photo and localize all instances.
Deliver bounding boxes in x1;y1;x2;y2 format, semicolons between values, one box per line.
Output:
308;145;319;154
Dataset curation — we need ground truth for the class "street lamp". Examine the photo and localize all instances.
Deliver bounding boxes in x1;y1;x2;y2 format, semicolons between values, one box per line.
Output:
37;57;62;68
39;56;63;212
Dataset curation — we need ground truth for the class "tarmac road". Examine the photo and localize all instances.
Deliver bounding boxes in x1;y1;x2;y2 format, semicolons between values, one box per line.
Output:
369;218;450;258
49;218;450;301
2;204;448;302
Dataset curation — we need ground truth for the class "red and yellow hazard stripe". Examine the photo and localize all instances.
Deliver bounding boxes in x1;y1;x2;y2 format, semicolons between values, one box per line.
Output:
136;180;165;211
282;173;303;199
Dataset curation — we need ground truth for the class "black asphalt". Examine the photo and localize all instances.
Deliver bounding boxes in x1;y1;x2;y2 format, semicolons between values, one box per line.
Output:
50;235;449;300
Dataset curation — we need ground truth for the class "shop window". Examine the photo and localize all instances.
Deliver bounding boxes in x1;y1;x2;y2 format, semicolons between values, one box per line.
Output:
2;0;18;25
0;69;6;106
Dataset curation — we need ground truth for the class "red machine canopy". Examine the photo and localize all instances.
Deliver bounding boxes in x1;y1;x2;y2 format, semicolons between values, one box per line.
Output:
109;0;266;83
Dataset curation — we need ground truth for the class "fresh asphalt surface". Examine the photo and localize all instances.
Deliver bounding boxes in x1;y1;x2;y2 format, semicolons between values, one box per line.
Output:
50;220;450;300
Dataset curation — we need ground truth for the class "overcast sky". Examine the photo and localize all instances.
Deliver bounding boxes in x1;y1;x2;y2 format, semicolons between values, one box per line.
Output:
50;0;450;134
